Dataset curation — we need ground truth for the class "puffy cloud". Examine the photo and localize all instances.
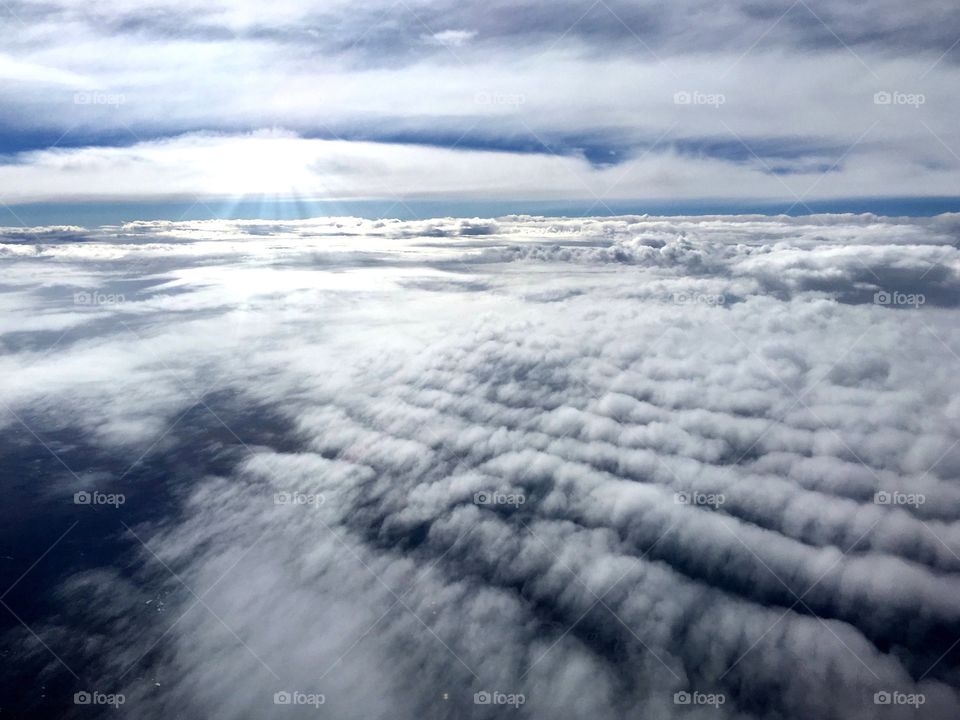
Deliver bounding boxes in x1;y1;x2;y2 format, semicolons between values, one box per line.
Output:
2;213;960;718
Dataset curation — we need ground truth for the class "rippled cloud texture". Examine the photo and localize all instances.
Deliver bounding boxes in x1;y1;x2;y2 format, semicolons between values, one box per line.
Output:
3;213;960;718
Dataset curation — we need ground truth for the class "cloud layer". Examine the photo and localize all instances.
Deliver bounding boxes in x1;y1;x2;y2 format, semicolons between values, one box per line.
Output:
2;0;960;200
2;213;960;718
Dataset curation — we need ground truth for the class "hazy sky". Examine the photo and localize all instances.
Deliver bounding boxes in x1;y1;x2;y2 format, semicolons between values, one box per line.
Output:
2;0;959;203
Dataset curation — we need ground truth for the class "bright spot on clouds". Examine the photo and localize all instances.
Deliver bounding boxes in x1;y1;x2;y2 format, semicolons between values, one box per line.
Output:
428;30;478;47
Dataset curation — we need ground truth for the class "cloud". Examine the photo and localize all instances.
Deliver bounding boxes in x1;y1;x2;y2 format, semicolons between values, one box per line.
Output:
4;130;960;204
1;0;959;198
2;213;960;718
427;30;478;47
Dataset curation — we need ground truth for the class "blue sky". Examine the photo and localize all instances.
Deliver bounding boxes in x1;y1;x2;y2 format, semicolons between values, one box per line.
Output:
1;0;959;207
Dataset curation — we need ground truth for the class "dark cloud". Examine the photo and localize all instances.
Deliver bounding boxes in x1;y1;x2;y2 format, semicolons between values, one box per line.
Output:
11;0;960;61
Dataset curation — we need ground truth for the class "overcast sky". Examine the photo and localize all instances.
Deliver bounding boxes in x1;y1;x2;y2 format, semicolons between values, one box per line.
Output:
2;0;960;203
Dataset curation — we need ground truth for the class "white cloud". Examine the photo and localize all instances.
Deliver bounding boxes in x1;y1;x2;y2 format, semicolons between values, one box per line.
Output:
427;30;477;47
1;1;959;199
0;52;90;86
3;214;960;718
4;130;960;204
